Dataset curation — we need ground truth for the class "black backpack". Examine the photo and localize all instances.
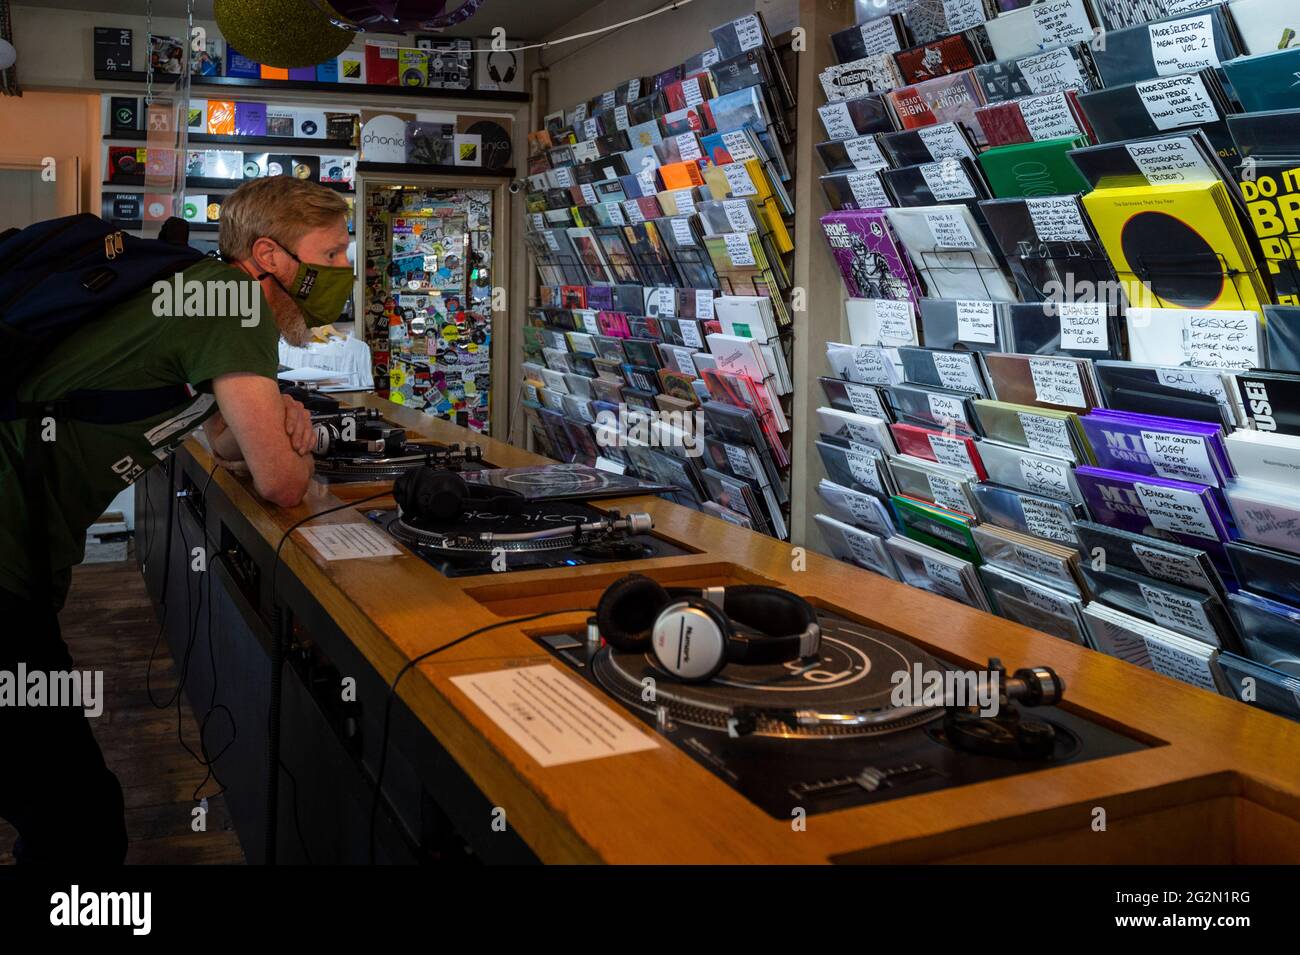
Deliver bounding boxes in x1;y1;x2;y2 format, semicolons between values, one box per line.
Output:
0;213;206;423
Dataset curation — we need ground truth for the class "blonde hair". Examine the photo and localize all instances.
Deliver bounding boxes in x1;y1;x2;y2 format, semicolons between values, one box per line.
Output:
218;177;348;260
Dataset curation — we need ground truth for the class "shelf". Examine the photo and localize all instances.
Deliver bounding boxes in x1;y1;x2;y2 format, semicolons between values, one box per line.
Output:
104;175;355;193
94;70;529;104
357;161;515;180
104;131;356;150
110;221;219;233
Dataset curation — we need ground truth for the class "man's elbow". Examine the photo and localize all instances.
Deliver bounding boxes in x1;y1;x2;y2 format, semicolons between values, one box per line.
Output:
254;470;311;508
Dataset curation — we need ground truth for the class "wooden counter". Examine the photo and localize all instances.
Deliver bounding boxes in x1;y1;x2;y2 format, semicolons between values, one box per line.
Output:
167;394;1300;864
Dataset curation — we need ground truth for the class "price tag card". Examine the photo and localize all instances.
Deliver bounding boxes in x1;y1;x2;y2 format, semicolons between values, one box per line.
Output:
680;320;703;349
875;299;918;345
847;531;888;572
600;90;616;109
1183;311;1259;370
1018;46;1085;95
604;202;625;226
819;101;857;140
933;351;983;392
923;208;977;249
1140;431;1216;484
1136;73;1217;131
627;78;641;100
845;382;888;418
1124;137;1215;185
928;393;968;425
734;14;764;51
1026;196;1090;243
676;132;703;161
682;77;704;108
1131;542;1206;590
614;104;630;130
579;183;599;205
1023;586;1073;616
581;311;601;335
916;123;972;161
927;432;977;474
1019;92;1079;140
1029;357;1086;407
942;0;987;32
724;199;756;232
847;169;891;208
1013;543;1066;579
956;300;996;344
1017;412;1074;457
1149;14;1220;76
723;162;758;197
1144;639;1218;690
845;135;888;170
543;231;561;252
920;158;976;200
846;446;885;493
1031;0;1093;46
701;48;721;67
694;288;714;321
1018;455;1072;499
1020;497;1075;543
720;130;758;161
922;555;969;599
623;201;646;225
1059;302;1109;352
671;217;696;246
672;189;697;215
723;232;756;266
1139;583;1218;644
860;15;902;55
1135;482;1219;540
928;473;970;513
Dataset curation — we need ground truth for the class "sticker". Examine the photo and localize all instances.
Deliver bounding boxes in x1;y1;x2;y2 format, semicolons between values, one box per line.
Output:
1149;13;1219;76
1017;412;1074;458
1124;137;1215;186
1136;73;1217;131
450;665;659;767
1019;92;1080;141
1140;430;1216;484
1026;196;1090;243
1028;356;1086;407
1139;583;1218;644
1135;482;1219;539
931;352;982;393
923;208;977;249
956;300;996;344
1018;455;1072;500
1059;302;1109;352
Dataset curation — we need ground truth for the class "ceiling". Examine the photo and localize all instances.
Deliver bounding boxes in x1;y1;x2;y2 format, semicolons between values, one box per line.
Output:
22;0;597;40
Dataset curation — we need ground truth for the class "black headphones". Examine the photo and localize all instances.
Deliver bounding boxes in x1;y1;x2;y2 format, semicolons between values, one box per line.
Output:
487;49;517;85
595;574;821;683
394;466;523;524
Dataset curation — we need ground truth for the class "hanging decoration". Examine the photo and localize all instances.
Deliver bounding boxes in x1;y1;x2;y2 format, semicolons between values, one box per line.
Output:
213;0;354;68
313;0;490;34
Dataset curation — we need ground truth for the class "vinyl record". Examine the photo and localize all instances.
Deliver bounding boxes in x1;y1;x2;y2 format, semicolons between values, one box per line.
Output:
466;119;512;169
243;160;261;177
293;162;312;179
1119;211;1223;308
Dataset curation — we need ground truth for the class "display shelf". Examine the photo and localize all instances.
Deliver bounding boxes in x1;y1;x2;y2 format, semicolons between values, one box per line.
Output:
103;131;356;151
356;161;515;179
93;70;530;104
103;175;354;193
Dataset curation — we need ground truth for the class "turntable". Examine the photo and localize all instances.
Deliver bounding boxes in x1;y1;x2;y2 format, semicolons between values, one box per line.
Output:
311;407;485;483
535;612;1148;818
369;499;688;577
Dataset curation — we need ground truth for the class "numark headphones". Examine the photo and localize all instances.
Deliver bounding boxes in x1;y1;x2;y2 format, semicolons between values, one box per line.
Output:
595;574;821;683
394;465;523;523
486;49;518;84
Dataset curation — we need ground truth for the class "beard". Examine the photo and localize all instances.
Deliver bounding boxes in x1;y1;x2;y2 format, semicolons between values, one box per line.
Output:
266;280;314;347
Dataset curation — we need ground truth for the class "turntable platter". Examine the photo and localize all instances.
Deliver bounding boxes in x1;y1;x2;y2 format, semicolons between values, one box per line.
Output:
591;614;948;738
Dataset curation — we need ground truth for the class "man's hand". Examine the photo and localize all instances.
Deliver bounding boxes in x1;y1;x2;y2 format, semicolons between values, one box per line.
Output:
282;394;316;456
206;373;315;507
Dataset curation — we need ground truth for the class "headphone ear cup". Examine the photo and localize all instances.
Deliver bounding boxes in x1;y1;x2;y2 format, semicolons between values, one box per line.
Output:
395;467;467;524
651;599;730;683
596;574;672;652
464;483;526;515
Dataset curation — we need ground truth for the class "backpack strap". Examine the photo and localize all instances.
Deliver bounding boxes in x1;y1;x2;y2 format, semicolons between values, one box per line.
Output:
2;384;195;424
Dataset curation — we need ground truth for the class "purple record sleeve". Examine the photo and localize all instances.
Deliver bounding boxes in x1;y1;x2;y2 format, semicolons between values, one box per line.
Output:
1081;411;1233;486
820;209;923;303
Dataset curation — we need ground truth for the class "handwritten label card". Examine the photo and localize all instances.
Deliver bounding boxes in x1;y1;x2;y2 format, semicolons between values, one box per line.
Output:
1135;482;1219;539
956;300;997;344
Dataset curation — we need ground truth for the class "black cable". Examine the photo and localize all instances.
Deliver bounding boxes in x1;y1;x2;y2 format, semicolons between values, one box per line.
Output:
266;490;390;865
365;607;594;864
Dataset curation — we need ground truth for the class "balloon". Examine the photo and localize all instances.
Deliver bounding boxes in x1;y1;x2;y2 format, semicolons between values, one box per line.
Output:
0;39;16;71
214;0;353;68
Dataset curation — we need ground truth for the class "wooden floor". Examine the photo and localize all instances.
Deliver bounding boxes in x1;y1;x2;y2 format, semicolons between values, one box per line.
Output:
0;550;246;865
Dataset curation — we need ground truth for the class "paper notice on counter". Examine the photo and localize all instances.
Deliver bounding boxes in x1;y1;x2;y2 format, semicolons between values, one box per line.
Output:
297;522;402;560
451;664;660;767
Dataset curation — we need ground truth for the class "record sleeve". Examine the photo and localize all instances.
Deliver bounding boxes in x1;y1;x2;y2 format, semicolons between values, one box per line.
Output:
972;44;1099;105
1074;520;1227;598
1080;565;1238;650
1235;369;1300;436
979;564;1090;645
830;15;908;63
1213;652;1300;720
815;514;900;578
970;482;1083;545
817;92;899;141
977;438;1085;504
1227;591;1300;675
978;195;1118;304
817;478;899;537
917;298;1007;353
1089;6;1239;88
898;344;991;396
1094;360;1238;427
1226;541;1300;611
819;376;895;420
463;463;675;500
1081;410;1232;485
1005;301;1121;359
885;536;990;610
821;209;923;302
816;438;893;499
982;352;1097;413
879;122;979;166
885;69;988;147
972;523;1084;596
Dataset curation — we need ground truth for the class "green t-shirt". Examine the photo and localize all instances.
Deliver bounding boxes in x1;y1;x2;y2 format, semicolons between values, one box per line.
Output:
0;256;279;606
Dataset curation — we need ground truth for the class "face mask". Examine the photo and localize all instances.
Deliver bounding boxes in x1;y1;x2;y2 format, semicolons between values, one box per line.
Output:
258;241;353;327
